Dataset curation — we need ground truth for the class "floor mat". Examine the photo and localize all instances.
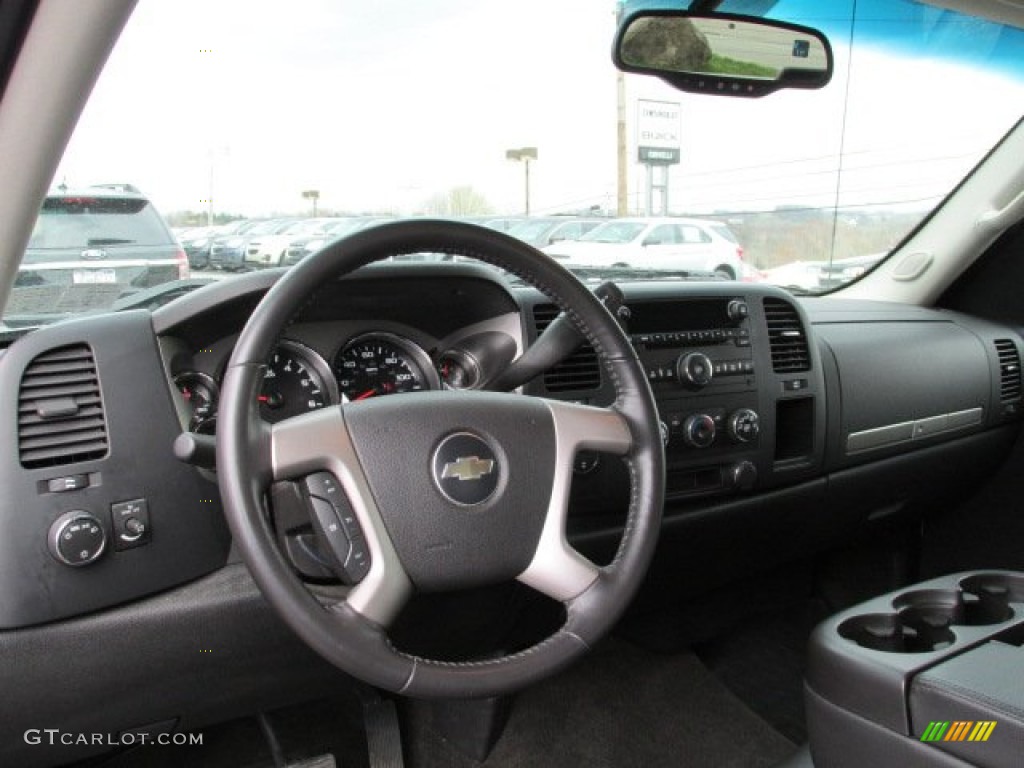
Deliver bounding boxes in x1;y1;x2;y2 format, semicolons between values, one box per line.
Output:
405;640;797;768
696;601;827;745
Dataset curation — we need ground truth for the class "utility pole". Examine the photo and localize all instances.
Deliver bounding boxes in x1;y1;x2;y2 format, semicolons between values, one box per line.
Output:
505;147;538;215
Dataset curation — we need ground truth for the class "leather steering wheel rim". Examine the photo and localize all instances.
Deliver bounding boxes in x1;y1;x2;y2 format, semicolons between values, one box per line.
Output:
217;219;664;698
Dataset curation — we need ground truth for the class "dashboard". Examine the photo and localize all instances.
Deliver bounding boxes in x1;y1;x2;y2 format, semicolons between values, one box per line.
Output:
1;259;1023;767
0;262;1022;632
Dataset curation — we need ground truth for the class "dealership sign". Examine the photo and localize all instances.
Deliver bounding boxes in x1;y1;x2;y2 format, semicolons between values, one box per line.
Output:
637;99;681;165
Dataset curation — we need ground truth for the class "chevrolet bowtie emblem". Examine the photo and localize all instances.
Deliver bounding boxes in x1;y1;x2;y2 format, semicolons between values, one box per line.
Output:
441;456;495;482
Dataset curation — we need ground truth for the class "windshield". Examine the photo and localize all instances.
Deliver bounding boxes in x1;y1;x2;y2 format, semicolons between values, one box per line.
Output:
4;0;1024;324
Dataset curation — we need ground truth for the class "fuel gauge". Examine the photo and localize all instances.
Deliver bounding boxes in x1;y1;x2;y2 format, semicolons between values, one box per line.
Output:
174;372;219;431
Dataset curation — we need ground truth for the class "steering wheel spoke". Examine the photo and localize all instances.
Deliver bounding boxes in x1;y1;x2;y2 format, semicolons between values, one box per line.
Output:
269;407;413;627
517;400;633;602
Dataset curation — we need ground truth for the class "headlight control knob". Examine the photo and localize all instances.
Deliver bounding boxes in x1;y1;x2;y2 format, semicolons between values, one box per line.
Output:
48;511;106;567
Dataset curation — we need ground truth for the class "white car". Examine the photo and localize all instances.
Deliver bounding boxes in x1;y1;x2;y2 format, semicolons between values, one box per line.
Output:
544;217;745;278
244;218;338;268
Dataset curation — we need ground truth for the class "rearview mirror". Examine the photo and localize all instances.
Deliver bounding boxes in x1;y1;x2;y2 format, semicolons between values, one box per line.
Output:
613;12;832;98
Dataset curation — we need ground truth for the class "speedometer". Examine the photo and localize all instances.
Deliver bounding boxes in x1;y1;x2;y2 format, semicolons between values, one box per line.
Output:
334;333;438;401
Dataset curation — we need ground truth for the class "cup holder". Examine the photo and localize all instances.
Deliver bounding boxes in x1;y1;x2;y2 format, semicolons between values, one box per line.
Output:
838;578;1023;653
839;611;956;653
959;573;1023;625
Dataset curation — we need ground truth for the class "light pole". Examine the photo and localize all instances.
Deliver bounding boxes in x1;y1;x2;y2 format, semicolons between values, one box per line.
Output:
301;189;320;217
505;147;537;215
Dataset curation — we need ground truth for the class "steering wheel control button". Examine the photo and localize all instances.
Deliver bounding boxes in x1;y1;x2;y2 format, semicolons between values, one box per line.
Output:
432;432;500;507
573;450;600;474
110;499;152;551
304;473;370;584
48;511;107;566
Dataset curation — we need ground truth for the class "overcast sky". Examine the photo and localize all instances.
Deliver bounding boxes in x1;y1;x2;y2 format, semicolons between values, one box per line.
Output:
54;0;1024;218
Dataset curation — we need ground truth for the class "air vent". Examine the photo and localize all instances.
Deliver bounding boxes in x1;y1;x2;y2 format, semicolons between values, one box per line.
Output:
533;304;601;392
764;297;810;373
995;339;1021;403
18;344;108;468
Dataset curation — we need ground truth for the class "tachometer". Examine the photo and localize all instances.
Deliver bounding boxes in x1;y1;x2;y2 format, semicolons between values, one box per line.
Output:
334;333;438;401
259;340;338;423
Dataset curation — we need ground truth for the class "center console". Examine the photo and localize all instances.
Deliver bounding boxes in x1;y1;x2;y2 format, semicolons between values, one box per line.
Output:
617;284;827;499
806;571;1024;768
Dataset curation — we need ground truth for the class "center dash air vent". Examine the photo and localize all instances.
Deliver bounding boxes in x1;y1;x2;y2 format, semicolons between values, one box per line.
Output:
18;344;108;468
532;304;601;392
995;339;1022;403
763;297;810;373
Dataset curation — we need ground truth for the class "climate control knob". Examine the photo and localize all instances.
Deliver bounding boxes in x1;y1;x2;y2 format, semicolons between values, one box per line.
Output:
677;352;714;390
681;414;716;449
48;511;106;567
727;408;760;443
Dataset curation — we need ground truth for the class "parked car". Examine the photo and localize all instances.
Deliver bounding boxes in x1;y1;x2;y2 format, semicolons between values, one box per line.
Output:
544;217;745;278
10;187;187;318
208;218;298;271
243;217;339;269
506;216;605;248
177;225;221;270
282;217;392;266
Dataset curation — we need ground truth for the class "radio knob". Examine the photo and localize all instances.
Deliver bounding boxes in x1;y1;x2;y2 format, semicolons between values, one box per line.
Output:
681;414;716;449
727;408;760;443
727;299;749;323
677;352;714;389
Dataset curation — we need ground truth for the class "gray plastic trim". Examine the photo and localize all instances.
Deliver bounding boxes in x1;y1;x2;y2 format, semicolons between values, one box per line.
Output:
516;401;632;601
846;407;983;454
270;407;411;626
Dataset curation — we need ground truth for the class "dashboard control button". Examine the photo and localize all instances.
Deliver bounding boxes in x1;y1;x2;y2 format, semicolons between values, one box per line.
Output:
111;499;151;551
728;408;760;443
681;414;716;449
727;299;749;323
659;421;670;446
46;474;90;493
728;461;758;490
677;352;714;389
49;511;106;566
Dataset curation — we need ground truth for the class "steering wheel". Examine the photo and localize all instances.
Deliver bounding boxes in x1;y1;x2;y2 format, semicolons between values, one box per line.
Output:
217;220;664;698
